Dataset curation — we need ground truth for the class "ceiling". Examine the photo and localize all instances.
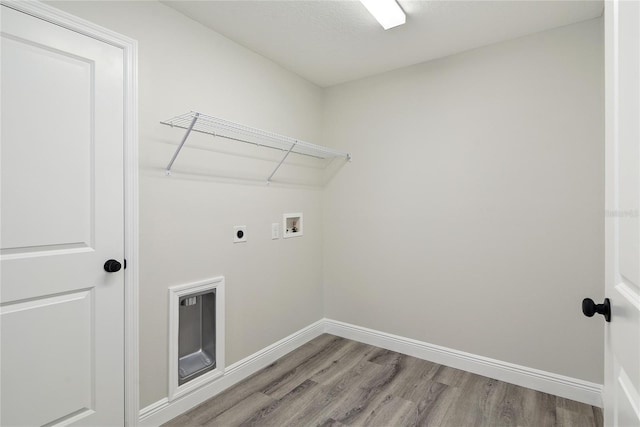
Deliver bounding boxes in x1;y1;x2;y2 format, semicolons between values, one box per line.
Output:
163;0;603;88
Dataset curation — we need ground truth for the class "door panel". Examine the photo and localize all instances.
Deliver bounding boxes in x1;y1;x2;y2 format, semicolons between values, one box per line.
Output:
617;0;639;288
1;5;125;426
1;290;94;426
1;33;94;254
604;1;640;426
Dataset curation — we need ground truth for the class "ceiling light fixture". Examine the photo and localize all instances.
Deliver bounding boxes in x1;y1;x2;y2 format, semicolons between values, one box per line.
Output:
360;0;406;30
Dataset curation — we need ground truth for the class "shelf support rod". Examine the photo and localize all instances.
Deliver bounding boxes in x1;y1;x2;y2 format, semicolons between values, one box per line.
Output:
166;112;200;175
267;141;297;184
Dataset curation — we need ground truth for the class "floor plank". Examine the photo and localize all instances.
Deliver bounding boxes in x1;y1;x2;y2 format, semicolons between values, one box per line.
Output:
284;360;389;425
238;380;324;426
360;393;417;426
593;405;604;427
162;334;603;427
260;336;353;399
439;375;510;426
412;381;462;427
201;392;274;427
504;384;556;427
164;337;338;425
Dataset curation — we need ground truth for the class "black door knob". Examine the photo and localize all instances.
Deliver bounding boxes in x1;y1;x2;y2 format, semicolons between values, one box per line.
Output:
104;259;122;273
582;298;611;322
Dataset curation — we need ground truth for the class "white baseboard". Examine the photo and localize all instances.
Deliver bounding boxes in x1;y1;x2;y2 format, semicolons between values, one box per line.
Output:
324;319;603;408
138;319;325;426
139;317;602;425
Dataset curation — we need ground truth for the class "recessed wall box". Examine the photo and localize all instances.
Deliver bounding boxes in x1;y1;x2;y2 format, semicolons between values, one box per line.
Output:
283;213;303;239
178;290;216;386
169;277;225;401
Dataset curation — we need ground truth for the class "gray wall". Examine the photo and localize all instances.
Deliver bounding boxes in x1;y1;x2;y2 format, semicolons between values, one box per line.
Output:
322;18;604;383
51;1;326;407
49;1;605;406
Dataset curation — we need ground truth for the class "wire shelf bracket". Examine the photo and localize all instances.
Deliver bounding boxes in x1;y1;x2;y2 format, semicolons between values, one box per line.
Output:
161;111;351;182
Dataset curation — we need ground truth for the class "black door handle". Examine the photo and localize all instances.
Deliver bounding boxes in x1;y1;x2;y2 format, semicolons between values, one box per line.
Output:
582;298;611;322
104;259;122;273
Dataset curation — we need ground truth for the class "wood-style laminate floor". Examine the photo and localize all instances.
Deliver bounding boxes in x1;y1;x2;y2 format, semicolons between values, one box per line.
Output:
164;334;603;427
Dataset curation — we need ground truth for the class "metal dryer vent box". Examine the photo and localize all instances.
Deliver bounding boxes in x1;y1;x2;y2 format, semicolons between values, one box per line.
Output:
178;290;216;385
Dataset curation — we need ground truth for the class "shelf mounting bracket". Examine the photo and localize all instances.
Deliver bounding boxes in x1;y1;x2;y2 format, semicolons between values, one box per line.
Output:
166;112;200;175
267;141;297;184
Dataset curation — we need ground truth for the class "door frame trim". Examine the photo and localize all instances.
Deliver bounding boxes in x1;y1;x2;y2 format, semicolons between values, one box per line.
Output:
1;1;140;425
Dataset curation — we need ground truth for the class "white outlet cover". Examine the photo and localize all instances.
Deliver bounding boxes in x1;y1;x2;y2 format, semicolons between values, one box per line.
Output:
233;225;247;243
271;223;280;240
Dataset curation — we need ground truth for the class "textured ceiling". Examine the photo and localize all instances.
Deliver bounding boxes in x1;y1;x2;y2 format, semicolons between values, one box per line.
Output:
163;0;603;87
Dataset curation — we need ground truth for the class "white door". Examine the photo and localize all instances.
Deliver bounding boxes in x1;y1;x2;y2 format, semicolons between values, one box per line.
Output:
1;5;125;426
604;0;640;426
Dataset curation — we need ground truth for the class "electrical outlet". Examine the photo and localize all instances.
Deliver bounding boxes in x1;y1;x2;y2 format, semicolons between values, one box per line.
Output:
271;223;280;240
233;225;247;243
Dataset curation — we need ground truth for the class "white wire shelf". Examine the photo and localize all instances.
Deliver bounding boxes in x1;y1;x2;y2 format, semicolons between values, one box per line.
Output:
161;111;351;182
